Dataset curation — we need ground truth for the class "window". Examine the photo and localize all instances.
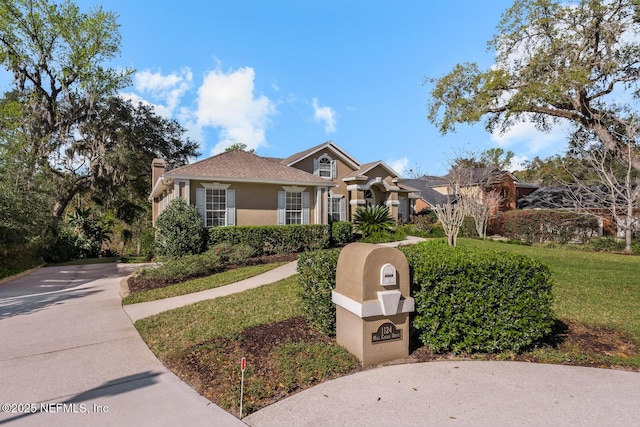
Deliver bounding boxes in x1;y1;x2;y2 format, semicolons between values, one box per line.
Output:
278;189;310;225
206;189;226;227
328;196;345;222
318;157;332;178
285;191;303;224
314;155;336;179
195;185;235;227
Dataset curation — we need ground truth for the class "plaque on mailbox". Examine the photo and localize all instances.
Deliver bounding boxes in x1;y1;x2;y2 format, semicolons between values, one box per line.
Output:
380;263;396;287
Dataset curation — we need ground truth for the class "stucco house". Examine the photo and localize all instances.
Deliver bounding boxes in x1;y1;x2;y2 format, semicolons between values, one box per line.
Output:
406;168;538;214
150;141;416;227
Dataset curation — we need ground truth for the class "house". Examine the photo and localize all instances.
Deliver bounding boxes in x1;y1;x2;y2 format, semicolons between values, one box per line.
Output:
516;185;639;237
406;167;538;215
150;141;416;227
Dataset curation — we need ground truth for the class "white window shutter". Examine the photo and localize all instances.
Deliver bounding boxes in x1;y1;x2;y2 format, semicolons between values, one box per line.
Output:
302;191;310;224
226;189;236;226
196;188;206;226
340;198;346;221
277;191;286;225
313;158;319;176
331;160;337;179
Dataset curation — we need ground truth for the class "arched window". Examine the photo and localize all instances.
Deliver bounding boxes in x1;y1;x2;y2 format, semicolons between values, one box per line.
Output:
314;154;336;179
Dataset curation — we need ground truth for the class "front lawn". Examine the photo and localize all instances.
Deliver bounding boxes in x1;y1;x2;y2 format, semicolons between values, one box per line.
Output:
135;276;359;417
135;239;640;418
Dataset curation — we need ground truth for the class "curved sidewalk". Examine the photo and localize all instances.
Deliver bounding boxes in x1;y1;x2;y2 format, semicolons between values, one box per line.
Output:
122;261;298;322
123;236;426;322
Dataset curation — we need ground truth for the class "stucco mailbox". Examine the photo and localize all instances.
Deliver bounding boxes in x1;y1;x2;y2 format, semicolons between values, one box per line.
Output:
331;243;414;366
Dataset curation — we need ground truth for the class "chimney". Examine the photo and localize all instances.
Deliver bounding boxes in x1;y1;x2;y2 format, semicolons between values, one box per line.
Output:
152;158;166;190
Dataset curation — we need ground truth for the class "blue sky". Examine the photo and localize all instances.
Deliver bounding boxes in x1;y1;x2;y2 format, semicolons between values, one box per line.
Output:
72;1;569;175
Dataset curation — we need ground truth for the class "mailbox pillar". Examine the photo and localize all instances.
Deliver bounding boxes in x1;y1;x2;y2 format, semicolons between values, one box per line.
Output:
332;243;414;366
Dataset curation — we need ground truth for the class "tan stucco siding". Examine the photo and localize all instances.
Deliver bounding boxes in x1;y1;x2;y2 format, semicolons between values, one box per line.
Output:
189;180;319;226
232;182;282;226
290;148;357;197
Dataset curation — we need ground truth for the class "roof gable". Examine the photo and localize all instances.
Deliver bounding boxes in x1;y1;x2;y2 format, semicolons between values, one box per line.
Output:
342;161;402;180
281;141;360;170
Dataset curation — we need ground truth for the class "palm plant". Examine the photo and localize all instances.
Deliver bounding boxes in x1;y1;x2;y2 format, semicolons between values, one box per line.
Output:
353;205;395;237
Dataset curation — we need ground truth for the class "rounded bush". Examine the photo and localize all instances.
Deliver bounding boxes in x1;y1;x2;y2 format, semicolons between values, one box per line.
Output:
401;242;555;354
155;198;205;258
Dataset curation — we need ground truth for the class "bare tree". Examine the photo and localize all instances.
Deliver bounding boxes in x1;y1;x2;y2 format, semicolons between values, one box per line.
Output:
433;197;466;247
466;189;504;239
563;125;639;252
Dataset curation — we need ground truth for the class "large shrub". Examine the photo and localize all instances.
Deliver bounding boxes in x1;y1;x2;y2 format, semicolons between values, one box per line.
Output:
401;242;555;354
155;198;205;258
297;249;341;335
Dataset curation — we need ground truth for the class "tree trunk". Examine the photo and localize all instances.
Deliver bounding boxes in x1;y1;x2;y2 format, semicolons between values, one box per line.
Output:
52;177;91;218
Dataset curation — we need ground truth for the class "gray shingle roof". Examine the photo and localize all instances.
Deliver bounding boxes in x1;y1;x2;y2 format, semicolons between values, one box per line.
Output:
164;149;331;185
404;178;454;205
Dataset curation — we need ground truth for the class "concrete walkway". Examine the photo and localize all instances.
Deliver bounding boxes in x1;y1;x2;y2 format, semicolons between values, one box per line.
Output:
123;236;426;322
0;263;244;426
123;261;298;322
244;361;640;426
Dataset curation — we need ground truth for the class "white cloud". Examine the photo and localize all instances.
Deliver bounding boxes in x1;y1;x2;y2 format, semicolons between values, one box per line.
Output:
508;154;528;172
132;68;193;117
119;92;172;117
386;157;409;176
195;66;276;153
490;119;570;156
312;98;336;133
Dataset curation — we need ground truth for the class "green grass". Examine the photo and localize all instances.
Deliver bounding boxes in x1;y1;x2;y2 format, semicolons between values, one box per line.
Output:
135;276;359;416
459;238;640;343
135;275;304;356
123;262;287;305
135;244;640;415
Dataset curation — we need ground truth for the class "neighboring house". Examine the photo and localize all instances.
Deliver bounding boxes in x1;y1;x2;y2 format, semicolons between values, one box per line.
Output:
517;185;639;237
150;141;416;227
403;177;453;213
406;167;538;215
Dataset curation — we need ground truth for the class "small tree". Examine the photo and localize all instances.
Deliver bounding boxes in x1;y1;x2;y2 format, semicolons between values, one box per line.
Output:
466;189;504;239
154;198;205;258
432;198;466;247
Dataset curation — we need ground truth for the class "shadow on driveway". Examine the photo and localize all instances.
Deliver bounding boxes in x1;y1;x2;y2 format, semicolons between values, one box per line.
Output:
0;287;103;319
0;371;162;425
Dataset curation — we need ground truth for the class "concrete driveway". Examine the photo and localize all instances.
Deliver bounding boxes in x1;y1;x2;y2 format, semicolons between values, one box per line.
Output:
0;263;244;426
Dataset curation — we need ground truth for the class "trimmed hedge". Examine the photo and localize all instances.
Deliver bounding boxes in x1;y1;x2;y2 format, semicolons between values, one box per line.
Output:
207;224;331;256
490;210;599;244
297;249;341;335
330;221;354;245
297;240;555;354
401;242;554;354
